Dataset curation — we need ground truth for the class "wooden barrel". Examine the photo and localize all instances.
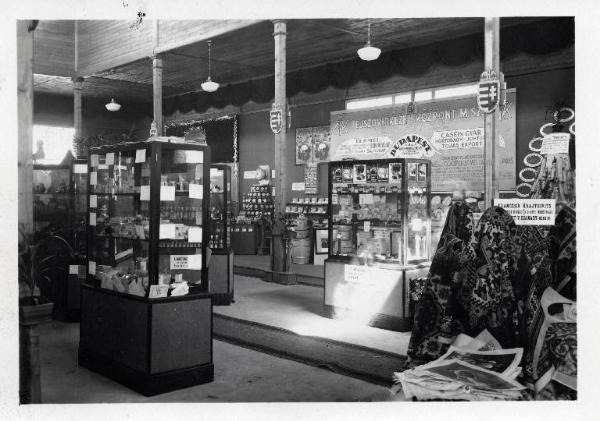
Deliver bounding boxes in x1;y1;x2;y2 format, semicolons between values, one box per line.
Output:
290;238;311;264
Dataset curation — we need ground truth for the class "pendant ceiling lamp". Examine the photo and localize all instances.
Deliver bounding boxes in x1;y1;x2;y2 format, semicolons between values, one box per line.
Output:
201;40;220;92
357;19;381;61
105;98;121;112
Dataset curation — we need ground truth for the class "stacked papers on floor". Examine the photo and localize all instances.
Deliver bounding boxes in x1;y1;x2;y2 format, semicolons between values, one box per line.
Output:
392;330;526;401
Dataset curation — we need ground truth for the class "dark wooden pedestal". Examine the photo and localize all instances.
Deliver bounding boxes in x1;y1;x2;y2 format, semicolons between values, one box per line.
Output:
208;248;235;305
79;285;214;396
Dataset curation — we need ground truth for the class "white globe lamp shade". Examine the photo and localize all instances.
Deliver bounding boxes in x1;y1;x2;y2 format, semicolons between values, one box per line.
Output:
357;43;381;61
201;77;220;92
105;98;121;112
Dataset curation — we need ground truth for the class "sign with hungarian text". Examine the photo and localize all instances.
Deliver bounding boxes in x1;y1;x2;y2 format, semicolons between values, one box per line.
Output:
330;90;516;192
494;198;556;226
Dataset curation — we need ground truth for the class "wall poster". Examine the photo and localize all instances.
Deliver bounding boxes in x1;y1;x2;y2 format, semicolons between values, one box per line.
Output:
295;125;331;165
329;90;517;192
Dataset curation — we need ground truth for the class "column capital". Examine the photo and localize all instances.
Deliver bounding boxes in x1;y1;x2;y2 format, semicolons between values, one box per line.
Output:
272;20;287;36
72;76;85;88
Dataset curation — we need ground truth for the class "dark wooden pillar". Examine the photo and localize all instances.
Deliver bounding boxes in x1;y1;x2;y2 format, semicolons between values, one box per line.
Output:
152;55;164;136
273;20;287;213
484;17;500;208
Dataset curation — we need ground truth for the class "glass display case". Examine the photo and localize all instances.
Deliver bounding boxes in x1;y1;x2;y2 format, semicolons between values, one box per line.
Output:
327;158;432;265
86;140;210;297
33;163;72;235
323;158;432;332
79;139;213;396
208;164;234;304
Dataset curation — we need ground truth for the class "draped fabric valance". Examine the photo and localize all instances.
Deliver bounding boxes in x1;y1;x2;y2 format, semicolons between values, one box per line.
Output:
163;18;574;116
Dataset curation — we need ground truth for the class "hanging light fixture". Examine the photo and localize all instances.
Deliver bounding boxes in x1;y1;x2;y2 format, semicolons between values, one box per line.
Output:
105;98;121;112
201;40;220;92
357;19;381;61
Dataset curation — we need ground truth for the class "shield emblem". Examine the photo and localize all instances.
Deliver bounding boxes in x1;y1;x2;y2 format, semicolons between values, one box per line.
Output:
477;75;500;113
270;103;282;134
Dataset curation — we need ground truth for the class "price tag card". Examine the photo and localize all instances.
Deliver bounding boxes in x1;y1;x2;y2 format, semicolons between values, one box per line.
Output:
243;170;256;179
242;228;247;232
90;154;98;167
135;149;146;163
105;152;115;165
89;212;96;226
332;194;338;205
88;261;96;275
89;195;97;208
189;183;203;199
188;227;203;243
160;185;175;201
69;265;79;275
364;221;371;232
170;254;202;270
140;185;150;201
292;182;305;191
149;285;169;299
159;223;177;239
359;194;374;205
90;171;97;185
271;169;276;178
98;164;109;170
185;150;204;164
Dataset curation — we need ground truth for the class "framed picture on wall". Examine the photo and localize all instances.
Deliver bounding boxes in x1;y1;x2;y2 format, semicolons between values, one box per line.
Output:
314;228;330;254
295;126;331;165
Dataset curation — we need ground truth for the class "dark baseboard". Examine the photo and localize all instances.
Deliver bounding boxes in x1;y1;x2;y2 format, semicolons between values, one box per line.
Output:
263;270;298;285
323;304;413;332
78;347;214;396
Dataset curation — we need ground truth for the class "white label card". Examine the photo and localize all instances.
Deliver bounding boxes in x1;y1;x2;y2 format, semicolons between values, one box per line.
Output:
106;153;115;165
90;172;97;185
243;170;257;179
88;261;96;275
69;265;78;275
159;223;177;239
90;154;98;167
140;185;150;201
364;221;371;232
185;150;204;164
149;285;169;298
135;149;146;163
272;169;276;178
292;182;306;191
89;195;97;208
188;227;203;243
160;185;176;201
189;183;203;199
170;254;202;270
89;212;96;226
359;194;374;205
541;133;570;155
73;164;87;174
494;198;556;226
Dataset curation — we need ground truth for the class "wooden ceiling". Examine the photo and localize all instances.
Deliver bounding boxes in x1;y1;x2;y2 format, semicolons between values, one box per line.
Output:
33;18;543;104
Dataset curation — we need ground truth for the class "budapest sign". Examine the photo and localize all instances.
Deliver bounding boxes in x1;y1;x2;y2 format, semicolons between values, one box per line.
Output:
330;90;516;192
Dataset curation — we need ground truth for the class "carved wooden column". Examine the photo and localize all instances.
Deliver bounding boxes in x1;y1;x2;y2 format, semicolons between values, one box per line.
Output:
273;20;287;213
152;55;164;135
73;76;84;153
483;17;500;208
18;20;35;237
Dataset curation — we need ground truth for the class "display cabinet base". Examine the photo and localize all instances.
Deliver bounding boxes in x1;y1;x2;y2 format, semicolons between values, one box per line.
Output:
263;270;297;285
79;347;214;396
323;304;413;332
211;292;234;305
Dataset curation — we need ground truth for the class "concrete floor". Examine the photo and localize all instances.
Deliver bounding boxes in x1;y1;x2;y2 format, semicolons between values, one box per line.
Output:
39;321;393;403
217;275;411;355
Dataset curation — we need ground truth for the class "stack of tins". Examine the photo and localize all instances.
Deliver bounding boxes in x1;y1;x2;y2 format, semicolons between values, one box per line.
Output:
290;226;311;264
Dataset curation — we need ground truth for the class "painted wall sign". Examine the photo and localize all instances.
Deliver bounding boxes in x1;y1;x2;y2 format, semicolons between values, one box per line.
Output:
494;198;556;225
330;90;516;192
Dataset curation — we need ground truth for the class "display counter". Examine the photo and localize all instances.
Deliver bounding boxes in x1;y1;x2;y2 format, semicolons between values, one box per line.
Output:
324;259;429;331
79;285;213;396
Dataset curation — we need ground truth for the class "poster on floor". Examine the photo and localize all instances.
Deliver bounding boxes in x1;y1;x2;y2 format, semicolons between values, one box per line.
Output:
329;90;516;192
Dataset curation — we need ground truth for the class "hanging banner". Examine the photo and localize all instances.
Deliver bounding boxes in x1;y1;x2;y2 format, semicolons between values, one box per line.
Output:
304;163;319;195
330;90;516;192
